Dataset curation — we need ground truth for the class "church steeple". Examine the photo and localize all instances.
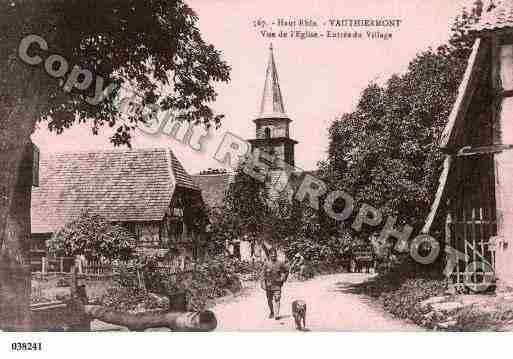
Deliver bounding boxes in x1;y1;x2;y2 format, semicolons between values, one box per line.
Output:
249;45;297;168
258;44;289;120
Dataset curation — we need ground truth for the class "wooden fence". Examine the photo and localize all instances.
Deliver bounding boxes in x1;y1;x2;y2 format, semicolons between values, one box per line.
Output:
31;256;76;274
32;256;196;279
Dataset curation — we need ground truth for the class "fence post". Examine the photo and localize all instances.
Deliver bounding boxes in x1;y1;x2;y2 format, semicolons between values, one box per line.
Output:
75;256;83;275
60;257;64;273
69;265;91;331
41;256;47;275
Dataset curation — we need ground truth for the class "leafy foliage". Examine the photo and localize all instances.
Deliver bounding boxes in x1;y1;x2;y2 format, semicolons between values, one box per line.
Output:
47;213;136;260
100;287;167;312
209;165;275;255
0;0;230;326
112;255;242;311
284;233;351;264
210;162;359;269
318;5;482;253
350;258;446;325
1;0;231;144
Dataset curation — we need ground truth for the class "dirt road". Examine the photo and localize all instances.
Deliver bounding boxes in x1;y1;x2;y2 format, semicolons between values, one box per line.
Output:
212;273;422;331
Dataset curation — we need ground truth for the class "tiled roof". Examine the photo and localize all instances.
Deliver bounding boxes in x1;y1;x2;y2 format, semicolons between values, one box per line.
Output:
168;150;199;190
191;173;232;209
31;148;199;234
191;169;316;210
471;1;513;32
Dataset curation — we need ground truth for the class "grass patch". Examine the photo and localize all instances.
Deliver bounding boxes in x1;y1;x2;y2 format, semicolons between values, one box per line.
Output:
349;259;447;327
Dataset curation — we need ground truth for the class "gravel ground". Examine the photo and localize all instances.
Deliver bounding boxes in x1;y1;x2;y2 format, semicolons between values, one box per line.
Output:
212;273;422;331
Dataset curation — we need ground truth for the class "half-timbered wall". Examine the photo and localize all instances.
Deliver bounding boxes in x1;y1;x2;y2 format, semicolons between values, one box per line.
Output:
445;47;497;286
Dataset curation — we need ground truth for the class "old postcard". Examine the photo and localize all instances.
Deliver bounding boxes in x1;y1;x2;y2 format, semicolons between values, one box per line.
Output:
2;0;513;350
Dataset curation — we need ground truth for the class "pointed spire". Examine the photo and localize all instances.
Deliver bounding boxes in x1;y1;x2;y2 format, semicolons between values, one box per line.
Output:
258;44;288;119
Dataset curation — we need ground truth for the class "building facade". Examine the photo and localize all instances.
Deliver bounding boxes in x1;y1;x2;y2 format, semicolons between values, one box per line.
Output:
424;1;513;289
31;148;207;263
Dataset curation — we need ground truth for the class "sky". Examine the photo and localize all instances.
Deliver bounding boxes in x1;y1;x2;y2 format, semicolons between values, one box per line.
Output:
31;0;472;174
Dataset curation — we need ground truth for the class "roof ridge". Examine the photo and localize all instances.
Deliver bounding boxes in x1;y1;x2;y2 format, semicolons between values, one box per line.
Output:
192;172;233;177
41;147;170;155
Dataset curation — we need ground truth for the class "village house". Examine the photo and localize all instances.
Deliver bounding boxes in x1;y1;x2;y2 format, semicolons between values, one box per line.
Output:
30;148;208;264
424;0;513;289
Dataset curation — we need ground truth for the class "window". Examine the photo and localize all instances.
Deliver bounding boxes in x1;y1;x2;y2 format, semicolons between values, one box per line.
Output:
264;127;271;138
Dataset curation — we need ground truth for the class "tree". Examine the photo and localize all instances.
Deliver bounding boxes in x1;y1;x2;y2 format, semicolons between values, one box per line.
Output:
46;213;136;261
318;5;480;263
211;165;273;256
0;0;230;329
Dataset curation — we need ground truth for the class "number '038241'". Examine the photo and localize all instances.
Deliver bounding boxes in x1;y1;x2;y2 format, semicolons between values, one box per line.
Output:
11;342;42;351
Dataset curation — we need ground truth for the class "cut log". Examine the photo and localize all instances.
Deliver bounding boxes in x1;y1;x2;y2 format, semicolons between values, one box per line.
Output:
83;306;217;332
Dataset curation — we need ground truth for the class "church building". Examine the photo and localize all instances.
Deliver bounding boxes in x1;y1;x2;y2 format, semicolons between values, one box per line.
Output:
249;44;300;203
194;44;297;261
248;44;298;170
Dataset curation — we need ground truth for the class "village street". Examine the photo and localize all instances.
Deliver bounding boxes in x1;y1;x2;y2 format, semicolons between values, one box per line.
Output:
212;273;422;331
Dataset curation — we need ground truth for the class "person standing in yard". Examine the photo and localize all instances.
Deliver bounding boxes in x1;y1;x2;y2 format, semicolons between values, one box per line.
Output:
261;248;289;320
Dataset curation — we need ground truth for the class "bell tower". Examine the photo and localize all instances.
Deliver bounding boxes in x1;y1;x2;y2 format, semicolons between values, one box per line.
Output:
249;44;297;168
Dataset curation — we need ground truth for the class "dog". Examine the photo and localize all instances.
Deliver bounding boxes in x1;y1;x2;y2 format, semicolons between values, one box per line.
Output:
291;300;307;330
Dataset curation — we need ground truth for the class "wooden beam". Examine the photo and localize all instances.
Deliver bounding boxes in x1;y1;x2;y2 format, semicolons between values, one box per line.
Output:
491;35;503;144
440;38;486;150
422;156;453;234
456;144;513;156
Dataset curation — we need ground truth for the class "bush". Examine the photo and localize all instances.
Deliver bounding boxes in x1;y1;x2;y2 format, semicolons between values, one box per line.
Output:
380;278;446;323
351;257;446;326
111;256;242;311
100;287;167;312
231;259;264;281
285;235;350;265
113;262;137;288
454;307;513;331
47;213;136;261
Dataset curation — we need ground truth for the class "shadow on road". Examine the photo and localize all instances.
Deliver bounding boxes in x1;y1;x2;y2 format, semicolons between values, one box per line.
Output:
328;281;369;295
296;327;311;332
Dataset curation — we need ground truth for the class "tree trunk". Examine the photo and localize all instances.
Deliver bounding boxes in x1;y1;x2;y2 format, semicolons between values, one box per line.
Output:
0;102;37;330
83;306;217;332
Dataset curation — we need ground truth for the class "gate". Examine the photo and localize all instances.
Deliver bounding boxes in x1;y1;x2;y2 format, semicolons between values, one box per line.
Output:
446;155;497;287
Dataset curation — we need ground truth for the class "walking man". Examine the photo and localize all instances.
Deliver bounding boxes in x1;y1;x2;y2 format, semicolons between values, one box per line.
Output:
261;248;289;320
